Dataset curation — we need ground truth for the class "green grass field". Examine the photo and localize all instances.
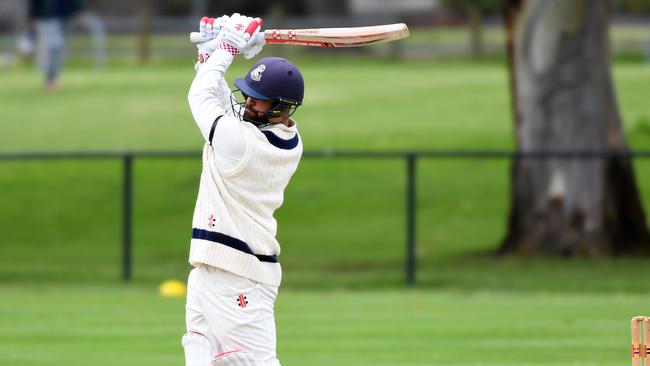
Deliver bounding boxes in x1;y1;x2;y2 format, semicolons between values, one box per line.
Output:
1;284;648;366
1;53;650;365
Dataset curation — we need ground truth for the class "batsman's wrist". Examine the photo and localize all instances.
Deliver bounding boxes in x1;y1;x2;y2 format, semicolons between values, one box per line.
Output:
201;48;235;70
198;51;211;64
218;41;240;56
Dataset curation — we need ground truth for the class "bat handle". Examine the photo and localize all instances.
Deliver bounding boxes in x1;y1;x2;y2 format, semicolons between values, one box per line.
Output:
190;18;264;43
190;32;204;43
190;32;208;43
190;32;265;44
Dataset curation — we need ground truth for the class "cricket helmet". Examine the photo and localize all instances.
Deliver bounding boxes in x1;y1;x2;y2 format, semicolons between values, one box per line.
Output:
233;57;304;124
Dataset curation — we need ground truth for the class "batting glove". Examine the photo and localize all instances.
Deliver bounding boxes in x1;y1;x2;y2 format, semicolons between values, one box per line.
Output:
216;13;262;56
242;33;265;60
194;15;230;69
195;13;263;68
198;15;229;41
195;38;221;69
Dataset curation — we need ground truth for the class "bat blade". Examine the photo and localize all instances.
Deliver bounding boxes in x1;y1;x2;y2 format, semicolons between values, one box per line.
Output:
264;23;409;47
189;23;409;47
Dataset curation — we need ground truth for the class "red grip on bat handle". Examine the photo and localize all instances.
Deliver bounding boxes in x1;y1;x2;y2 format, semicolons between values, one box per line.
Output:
244;18;263;40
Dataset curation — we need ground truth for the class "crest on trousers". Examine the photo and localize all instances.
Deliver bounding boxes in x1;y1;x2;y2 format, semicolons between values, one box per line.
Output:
250;65;266;81
237;294;248;308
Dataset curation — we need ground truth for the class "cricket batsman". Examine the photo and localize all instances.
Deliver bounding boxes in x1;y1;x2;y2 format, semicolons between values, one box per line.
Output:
181;13;304;366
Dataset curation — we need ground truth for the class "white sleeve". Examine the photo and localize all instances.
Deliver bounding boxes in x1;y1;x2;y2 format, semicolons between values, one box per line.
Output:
188;48;243;140
188;49;246;170
211;117;246;171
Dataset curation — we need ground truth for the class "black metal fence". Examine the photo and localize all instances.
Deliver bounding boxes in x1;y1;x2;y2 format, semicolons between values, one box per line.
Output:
2;149;650;284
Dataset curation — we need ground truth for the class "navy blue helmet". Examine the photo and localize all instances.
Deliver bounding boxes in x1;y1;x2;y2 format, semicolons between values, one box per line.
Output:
234;57;304;124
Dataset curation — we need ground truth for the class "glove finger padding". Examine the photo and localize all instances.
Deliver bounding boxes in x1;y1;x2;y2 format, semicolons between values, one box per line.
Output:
242;34;265;60
225;13;260;39
199;15;230;40
199;17;210;38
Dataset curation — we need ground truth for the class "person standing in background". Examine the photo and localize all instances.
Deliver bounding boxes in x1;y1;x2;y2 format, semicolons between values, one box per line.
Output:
28;0;84;90
0;0;28;68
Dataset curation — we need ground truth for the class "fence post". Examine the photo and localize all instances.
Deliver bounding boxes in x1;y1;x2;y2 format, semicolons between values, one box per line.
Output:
122;154;133;282
406;154;417;285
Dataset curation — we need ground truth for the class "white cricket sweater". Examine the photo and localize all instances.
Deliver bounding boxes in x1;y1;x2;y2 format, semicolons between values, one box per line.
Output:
187;49;303;286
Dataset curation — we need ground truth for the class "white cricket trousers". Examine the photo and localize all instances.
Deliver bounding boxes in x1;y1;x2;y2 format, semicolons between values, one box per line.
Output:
184;264;281;366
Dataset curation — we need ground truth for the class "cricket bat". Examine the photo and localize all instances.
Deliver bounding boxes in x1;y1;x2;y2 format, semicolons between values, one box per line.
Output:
190;23;409;47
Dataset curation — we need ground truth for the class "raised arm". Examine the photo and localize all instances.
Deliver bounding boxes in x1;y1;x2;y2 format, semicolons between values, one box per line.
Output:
187;14;266;171
188;45;237;142
188;14;265;142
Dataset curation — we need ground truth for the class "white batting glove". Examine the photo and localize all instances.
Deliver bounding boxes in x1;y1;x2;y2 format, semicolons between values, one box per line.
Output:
242;34;265;60
194;15;229;69
198;15;229;40
216;13;261;56
195;38;221;70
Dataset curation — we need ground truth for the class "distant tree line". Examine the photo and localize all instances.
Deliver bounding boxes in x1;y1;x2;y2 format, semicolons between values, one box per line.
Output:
85;0;650;16
442;0;650;15
611;0;650;13
132;0;307;16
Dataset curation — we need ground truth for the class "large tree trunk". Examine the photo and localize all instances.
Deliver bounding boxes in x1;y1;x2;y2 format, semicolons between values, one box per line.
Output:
500;0;650;256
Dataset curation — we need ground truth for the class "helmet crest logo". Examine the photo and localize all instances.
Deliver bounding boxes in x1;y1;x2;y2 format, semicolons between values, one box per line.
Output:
250;65;266;81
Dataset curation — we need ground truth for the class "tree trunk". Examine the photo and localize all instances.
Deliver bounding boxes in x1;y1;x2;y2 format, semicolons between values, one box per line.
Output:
500;0;650;256
137;2;152;63
468;5;484;58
